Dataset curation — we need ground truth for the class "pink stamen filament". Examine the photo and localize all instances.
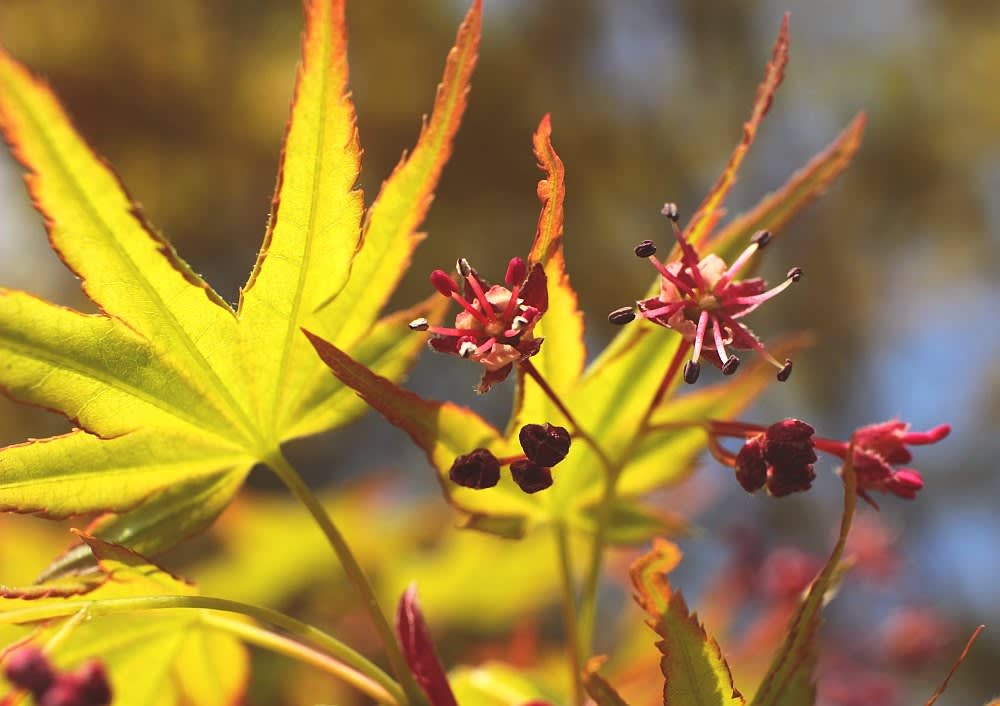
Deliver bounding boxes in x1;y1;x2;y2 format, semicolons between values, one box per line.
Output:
813;437;850;457
717;313;785;370
475;337;497;356
729;274;797;317
639;300;685;321
711;317;731;364
668;218;707;290
449;292;490;326
647;256;696;297
427;325;472;337
691;310;710;363
501;284;521;321
465;274;497;322
716;241;760;290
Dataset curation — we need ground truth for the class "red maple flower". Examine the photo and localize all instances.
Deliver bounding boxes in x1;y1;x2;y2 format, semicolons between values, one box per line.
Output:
410;256;547;393
814;420;950;507
611;204;800;384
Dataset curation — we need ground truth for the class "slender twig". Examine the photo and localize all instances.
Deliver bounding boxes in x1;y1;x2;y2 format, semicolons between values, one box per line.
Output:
0;594;403;705
264;450;427;706
577;339;691;655
519;359;614;472
554;521;585;706
201;613;398;705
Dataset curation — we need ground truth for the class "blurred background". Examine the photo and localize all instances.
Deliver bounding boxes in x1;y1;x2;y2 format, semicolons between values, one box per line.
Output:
0;1;997;704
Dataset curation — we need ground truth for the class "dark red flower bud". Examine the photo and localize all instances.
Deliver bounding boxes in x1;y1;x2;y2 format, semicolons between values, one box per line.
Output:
765;419;817;467
510;460;553;494
4;645;54;697
40;661;111;706
505;257;527;286
734;435;767;493
448;449;501;489
766;462;816;497
430;269;458;297
518;423;570;467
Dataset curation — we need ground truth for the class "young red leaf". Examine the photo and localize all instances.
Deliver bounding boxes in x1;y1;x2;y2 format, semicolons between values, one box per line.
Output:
685;14;789;249
396;584;458;706
630;540;745;706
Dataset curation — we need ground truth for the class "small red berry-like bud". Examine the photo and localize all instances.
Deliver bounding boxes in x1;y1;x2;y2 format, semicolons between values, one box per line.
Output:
448;449;501;489
519;423;571;467
40;661;111;706
608;306;636;325
751;229;772;248
735;435;767;493
766;462;816;497
634;240;657;258
4;645;54;697
765;419;817;468
505;257;527;286
430;269;458;296
721;356;741;375
510;460;553;494
661;202;680;221
683;360;701;384
777;359;793;382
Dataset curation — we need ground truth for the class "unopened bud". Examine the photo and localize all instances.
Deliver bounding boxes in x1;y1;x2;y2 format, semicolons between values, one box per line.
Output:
505;257;527;286
510;460;553;494
408;318;429;331
634;240;657;258
722;356;741;376
787;267;803;282
4;645;54;697
430;269;458;296
777;359;793;382
661;202;680;221
519;423;571;467
683;360;701;384
449;449;501;489
608;306;636;325
751;230;772;249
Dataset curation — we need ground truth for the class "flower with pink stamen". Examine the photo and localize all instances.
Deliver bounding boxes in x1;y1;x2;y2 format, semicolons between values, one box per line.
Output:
410;256;547;394
610;204;800;384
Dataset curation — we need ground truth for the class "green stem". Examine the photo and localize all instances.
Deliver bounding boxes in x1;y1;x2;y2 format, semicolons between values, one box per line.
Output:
0;595;403;705
200;614;397;705
577;339;691;655
264;450;427;706
554;521;585;706
519;360;614;472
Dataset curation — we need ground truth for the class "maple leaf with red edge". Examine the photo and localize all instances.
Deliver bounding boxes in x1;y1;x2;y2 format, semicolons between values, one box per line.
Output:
0;0;481;567
396;584;459;706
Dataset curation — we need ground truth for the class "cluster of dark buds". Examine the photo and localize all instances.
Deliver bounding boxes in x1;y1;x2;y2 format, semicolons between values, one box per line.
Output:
449;423;570;494
708;418;950;506
609;203;799;384
410;256;547;394
4;645;111;706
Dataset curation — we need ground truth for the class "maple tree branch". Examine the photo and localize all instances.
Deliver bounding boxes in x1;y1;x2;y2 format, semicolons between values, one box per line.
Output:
265;450;428;706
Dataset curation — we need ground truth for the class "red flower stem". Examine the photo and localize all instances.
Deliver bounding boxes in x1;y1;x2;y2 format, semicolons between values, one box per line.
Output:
518;359;613;472
578;339;690;655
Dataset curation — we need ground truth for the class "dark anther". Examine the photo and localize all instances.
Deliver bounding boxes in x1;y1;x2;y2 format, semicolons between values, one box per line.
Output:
449;449;501;489
683;360;701;384
661;202;680;221
634;240;657;258
777;359;793;382
510;460;554;494
456;257;473;278
722;356;741;376
752;230;773;249
608;306;636;325
408;318;429;331
787;267;803;283
519;423;571;467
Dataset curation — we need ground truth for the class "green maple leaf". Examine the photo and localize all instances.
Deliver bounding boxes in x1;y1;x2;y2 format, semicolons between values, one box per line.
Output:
0;0;481;560
305;16;866;541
